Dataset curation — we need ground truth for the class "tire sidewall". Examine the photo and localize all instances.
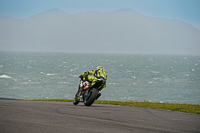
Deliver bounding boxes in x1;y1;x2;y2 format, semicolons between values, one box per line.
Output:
73;97;79;105
84;88;99;106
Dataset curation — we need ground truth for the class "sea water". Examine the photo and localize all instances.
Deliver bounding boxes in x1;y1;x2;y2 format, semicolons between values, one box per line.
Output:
0;52;200;104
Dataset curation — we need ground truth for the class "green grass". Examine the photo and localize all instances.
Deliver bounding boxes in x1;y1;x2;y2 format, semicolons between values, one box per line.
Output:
29;99;74;102
27;99;200;114
94;100;200;114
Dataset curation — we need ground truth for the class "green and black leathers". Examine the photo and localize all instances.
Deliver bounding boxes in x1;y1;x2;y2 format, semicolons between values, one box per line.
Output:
79;68;107;89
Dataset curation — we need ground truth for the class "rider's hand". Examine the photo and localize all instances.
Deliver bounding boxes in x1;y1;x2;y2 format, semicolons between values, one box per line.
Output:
79;75;83;80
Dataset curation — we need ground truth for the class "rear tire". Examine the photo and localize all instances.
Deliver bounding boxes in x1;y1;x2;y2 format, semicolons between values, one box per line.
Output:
84;88;98;106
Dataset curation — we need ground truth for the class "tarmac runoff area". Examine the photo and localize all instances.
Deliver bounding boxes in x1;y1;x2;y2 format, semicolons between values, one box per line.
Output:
0;99;200;133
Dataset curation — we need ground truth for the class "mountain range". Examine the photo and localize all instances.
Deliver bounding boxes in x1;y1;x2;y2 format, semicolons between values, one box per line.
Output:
0;8;200;54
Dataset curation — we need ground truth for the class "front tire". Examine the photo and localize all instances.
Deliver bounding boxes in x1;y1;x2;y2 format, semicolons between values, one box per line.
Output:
84;88;99;106
73;97;79;105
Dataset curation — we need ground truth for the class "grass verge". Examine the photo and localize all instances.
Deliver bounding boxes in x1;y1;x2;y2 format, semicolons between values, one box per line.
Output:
28;99;200;114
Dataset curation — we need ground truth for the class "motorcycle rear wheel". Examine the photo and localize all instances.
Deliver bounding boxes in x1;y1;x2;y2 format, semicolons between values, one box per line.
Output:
84;88;98;106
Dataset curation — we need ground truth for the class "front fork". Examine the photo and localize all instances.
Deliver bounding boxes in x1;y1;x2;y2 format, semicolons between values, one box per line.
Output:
76;88;89;102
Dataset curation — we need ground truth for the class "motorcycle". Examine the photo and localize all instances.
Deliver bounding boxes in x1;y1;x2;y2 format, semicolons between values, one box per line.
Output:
73;78;105;106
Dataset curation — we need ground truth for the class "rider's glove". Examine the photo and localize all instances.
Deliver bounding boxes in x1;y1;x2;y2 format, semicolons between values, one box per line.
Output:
79;75;83;80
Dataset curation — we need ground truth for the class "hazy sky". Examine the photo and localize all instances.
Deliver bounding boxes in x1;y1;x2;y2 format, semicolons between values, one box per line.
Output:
0;0;200;29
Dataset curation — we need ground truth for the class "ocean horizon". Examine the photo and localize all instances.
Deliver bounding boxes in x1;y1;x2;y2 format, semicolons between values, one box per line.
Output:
0;51;200;104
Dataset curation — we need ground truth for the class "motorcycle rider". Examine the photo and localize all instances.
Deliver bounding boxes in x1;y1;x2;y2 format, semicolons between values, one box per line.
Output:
76;66;107;97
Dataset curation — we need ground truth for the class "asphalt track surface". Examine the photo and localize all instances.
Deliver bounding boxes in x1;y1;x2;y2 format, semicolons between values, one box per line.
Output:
0;99;200;133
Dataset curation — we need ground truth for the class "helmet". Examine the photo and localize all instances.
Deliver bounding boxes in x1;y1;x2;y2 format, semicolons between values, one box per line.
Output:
96;66;103;70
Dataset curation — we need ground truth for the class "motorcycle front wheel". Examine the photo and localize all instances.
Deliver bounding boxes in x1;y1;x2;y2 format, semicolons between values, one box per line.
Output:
73;96;79;105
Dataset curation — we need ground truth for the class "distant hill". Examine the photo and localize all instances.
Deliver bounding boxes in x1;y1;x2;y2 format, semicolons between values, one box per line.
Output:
0;8;200;54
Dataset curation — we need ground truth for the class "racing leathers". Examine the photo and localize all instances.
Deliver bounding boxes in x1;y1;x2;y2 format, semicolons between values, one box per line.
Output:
77;68;107;96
